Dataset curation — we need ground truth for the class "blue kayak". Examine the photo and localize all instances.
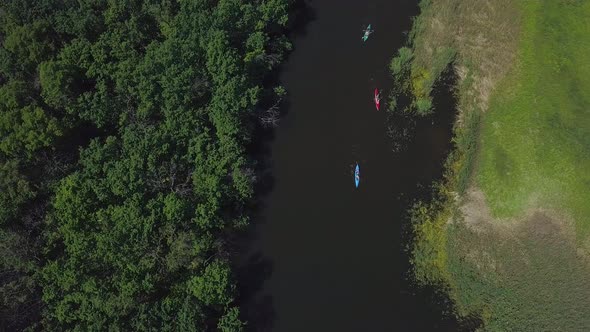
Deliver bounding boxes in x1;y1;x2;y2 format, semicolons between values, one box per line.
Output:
362;24;372;42
354;164;360;188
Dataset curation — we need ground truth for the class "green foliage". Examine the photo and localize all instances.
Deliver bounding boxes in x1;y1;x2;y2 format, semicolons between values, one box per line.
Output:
0;79;29;110
388;35;454;115
389;47;413;79
387;47;414;114
218;307;246;332
410;201;450;285
0;105;62;158
0;77;62;159
3;20;56;72
0;0;291;330
0;160;35;225
188;260;235;306
414;97;433;114
39;60;83;110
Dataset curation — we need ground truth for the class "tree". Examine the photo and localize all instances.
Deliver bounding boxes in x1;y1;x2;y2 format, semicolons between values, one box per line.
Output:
3;20;56;73
0;160;35;225
218;307;246;332
39;60;83;110
0;0;293;330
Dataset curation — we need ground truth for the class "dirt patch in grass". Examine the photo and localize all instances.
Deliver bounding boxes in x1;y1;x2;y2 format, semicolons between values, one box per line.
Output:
459;186;581;248
459;187;492;231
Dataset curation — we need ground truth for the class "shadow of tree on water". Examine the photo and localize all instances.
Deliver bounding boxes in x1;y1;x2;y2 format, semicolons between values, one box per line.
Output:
234;1;317;331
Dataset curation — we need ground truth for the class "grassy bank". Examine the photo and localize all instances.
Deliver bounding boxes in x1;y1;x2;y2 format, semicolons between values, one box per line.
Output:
478;1;590;239
393;0;590;330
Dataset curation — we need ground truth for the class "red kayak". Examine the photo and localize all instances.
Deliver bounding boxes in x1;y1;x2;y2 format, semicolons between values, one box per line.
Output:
374;88;381;110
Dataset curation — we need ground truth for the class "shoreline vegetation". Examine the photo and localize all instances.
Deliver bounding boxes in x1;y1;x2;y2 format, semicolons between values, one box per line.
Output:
0;0;293;330
391;0;590;330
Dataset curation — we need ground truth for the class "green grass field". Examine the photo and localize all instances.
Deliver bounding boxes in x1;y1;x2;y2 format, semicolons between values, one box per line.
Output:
477;0;590;240
446;218;590;331
402;0;590;330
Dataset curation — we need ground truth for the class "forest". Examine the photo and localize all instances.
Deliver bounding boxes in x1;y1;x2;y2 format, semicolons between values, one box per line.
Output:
0;0;292;330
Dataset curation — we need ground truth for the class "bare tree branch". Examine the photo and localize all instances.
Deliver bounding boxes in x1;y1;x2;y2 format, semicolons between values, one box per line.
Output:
259;98;281;128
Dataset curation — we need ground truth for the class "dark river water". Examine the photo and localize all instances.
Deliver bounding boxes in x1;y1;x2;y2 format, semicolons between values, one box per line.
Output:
240;1;460;331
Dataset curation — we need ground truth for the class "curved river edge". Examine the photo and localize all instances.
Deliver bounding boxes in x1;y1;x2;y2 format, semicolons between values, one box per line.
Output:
236;0;471;331
395;0;590;330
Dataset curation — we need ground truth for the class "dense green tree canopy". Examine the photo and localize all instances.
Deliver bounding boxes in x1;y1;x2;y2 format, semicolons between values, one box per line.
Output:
0;0;291;330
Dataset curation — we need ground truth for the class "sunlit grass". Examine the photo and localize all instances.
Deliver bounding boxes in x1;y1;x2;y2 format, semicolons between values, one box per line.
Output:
477;0;590;239
446;219;590;331
402;0;590;330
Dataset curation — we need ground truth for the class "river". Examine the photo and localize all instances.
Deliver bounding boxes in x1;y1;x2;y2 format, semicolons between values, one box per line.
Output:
240;1;459;331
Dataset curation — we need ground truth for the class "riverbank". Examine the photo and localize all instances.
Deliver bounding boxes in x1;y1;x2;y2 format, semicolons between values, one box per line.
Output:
242;1;470;330
392;0;590;330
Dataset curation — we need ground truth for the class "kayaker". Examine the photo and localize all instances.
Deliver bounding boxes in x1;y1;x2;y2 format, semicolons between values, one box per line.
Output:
362;24;373;42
